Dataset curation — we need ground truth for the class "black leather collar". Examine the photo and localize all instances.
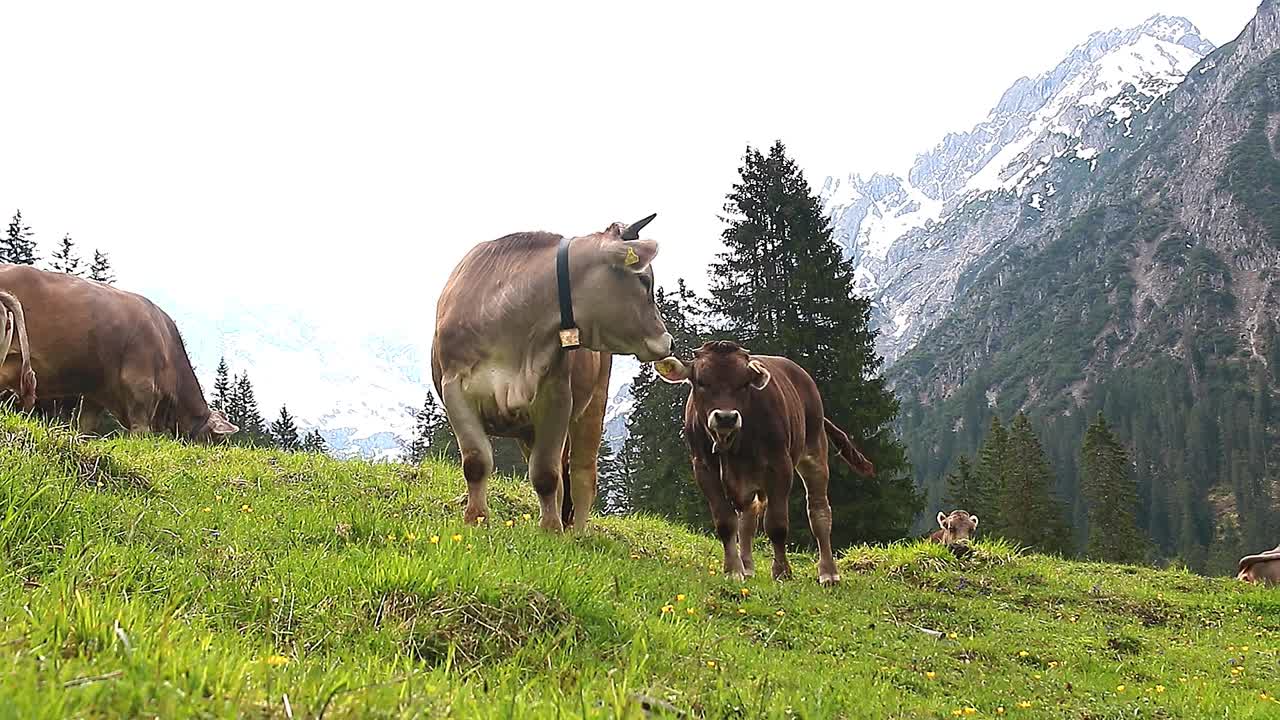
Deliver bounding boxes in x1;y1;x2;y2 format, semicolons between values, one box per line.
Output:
556;236;580;350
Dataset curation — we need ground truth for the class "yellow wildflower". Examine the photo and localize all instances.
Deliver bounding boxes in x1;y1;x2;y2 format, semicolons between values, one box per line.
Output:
1017;701;1033;709
1048;661;1058;668
1242;645;1250;652
1018;651;1029;658
707;660;716;669
264;655;289;667
241;504;252;513
963;710;977;717
740;588;750;597
451;534;463;542
201;506;211;513
505;520;514;527
661;604;674;614
1033;674;1041;680
430;535;440;544
952;711;962;717
775;610;785;617
737;608;746;615
1155;685;1165;693
1117;685;1126;692
996;708;1005;715
947;632;958;639
925;671;936;680
676;594;686;602
386;534;396;542
521;513;532;521
686;608;696;616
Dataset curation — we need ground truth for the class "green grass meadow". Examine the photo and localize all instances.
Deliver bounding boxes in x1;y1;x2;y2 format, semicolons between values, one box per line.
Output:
0;412;1277;718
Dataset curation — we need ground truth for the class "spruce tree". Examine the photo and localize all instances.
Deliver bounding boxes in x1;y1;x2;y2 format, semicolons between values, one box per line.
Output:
49;234;83;275
406;391;450;463
974;416;1010;533
270;405;301;450
212;358;232;412
1000;414;1072;554
943;455;979;511
2;210;37;265
1080;412;1145;563
233;373;265;442
705;141;920;544
623;282;709;527
301;430;328;454
89;250;115;283
595;438;630;515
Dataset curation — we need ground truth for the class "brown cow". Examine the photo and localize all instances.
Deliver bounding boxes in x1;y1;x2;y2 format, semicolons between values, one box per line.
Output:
655;341;876;585
0;264;237;441
432;216;672;532
0;290;36;410
1237;544;1280;586
929;510;979;549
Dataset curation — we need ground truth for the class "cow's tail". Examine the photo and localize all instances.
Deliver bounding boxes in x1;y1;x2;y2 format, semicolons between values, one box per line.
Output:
0;291;36;410
824;417;875;478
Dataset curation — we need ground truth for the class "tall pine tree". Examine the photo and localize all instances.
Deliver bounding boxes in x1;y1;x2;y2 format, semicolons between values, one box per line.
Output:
705;141;920;544
623;281;711;527
943;455;979;511
406;391;450;463
270;405;301;450
1000;414;1072;554
212;358;232;412
49;234;83;275
89;250;115;284
2;210;37;265
232;373;266;443
1080;412;1145;563
974;416;1010;533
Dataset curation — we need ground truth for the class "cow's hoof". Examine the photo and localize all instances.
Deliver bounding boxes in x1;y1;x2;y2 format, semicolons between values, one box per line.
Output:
818;573;842;586
726;571;747;582
741;566;755;578
539;516;564;533
772;564;793;581
463;507;489;525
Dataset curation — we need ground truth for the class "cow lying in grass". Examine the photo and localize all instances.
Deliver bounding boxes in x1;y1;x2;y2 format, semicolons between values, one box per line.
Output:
1237;544;1280;586
655;341;875;586
929;510;978;556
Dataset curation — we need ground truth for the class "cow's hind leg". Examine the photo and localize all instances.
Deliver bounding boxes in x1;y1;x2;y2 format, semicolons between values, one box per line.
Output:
441;380;494;525
798;456;841;585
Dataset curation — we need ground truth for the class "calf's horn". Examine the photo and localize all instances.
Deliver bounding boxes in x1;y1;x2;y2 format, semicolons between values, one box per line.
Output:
621;213;657;240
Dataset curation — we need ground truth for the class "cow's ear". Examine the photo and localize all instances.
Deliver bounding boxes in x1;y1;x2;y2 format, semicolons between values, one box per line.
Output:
937;511;947;528
611;240;658;273
748;360;772;390
654;357;691;384
969;515;979;529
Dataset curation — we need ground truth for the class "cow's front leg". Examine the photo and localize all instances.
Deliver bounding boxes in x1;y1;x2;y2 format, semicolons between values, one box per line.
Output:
440;380;495;525
693;456;744;579
738;496;763;578
529;378;572;532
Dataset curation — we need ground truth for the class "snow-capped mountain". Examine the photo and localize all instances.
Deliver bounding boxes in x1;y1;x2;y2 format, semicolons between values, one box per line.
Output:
144;289;428;459
821;14;1215;362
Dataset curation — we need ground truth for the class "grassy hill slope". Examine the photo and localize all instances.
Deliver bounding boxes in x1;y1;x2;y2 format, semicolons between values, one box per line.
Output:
0;412;1276;719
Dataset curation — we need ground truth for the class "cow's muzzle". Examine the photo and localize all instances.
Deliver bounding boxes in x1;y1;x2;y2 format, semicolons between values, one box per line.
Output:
707;409;742;452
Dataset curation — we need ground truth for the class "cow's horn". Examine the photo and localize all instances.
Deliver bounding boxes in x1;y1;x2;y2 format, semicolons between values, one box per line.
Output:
621;213;657;240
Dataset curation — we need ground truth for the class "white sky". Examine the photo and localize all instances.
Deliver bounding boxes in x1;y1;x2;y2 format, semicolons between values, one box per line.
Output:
0;0;1261;347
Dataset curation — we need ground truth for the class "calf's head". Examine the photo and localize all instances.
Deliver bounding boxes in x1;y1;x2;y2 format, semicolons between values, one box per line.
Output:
654;340;771;451
571;214;673;362
936;510;979;546
1237;546;1280;586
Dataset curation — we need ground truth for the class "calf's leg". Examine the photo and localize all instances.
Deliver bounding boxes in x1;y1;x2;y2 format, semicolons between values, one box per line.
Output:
529;381;572;532
738;496;763;578
693;458;745;579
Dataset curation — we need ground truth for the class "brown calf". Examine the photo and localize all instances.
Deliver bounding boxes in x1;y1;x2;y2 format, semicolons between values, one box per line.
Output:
929;510;979;549
656;341;875;586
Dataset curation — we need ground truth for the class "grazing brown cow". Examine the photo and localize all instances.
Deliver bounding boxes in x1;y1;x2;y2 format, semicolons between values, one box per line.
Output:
929;510;979;547
1237;544;1280;586
0;264;237;441
0;290;36;410
432;216;672;532
655;341;876;585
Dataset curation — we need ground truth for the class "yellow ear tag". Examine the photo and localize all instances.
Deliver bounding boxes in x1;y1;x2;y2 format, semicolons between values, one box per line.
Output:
624;247;640;266
655;358;674;375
